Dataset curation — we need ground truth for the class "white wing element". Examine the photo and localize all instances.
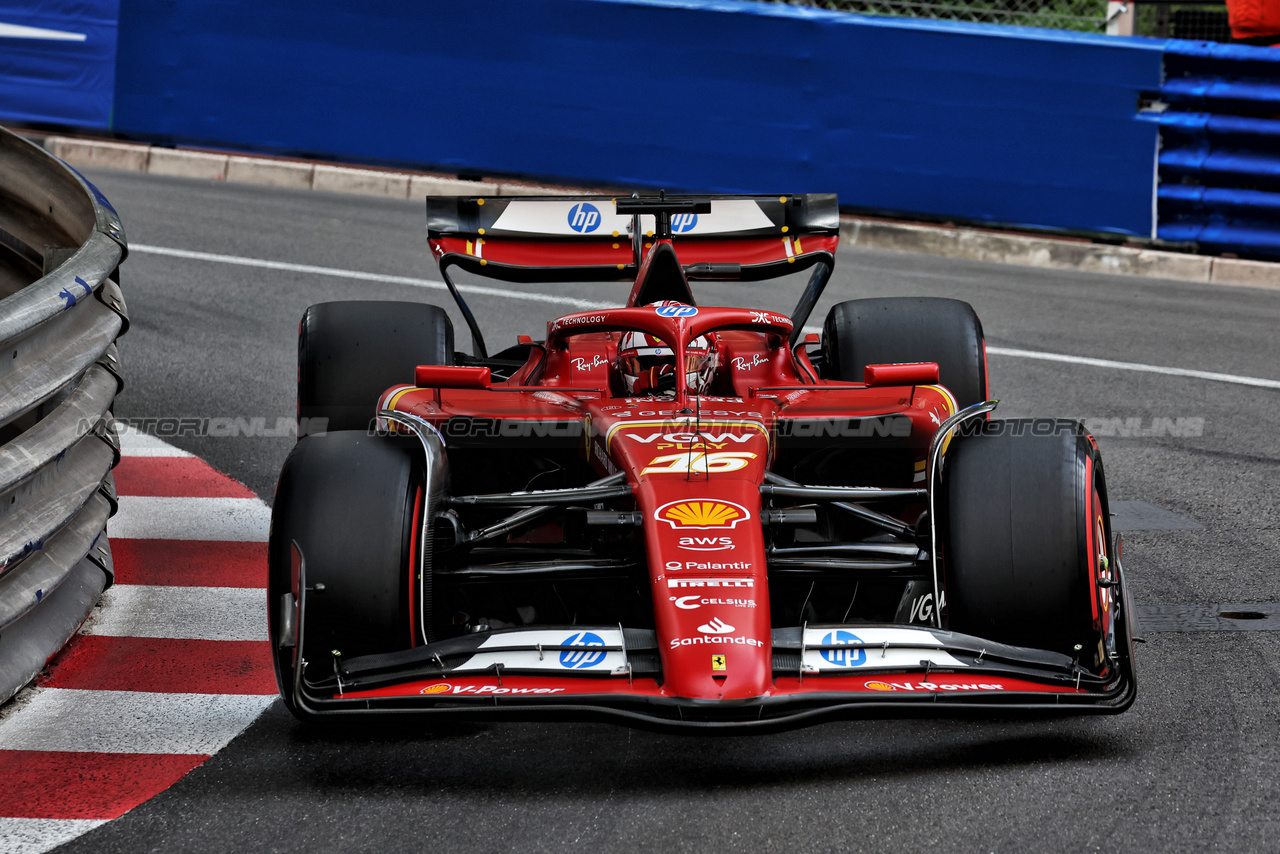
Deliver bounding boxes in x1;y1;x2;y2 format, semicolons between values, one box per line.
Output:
802;626;967;672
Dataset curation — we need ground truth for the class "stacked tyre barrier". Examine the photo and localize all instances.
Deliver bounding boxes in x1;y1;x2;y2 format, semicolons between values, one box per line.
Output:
0;126;127;704
1156;41;1280;260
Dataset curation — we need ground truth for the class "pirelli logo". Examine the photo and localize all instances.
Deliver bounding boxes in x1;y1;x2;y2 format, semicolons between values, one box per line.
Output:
667;577;754;589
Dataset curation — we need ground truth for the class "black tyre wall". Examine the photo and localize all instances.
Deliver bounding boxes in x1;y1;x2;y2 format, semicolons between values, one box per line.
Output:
943;419;1104;657
821;297;986;408
268;431;422;709
298;300;454;435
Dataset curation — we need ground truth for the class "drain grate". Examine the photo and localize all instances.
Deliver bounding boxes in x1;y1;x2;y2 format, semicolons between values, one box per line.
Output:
1135;604;1280;632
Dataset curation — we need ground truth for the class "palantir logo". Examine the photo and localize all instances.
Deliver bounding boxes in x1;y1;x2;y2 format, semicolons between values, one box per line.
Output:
567;202;601;233
559;630;607;668
820;630;866;667
671;212;698;233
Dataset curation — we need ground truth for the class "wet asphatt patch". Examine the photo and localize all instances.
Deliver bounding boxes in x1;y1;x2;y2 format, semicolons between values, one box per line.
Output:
1110;501;1204;532
1135;604;1280;632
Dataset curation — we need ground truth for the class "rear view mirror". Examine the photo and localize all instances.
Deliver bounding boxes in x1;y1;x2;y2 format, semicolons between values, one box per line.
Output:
863;362;940;387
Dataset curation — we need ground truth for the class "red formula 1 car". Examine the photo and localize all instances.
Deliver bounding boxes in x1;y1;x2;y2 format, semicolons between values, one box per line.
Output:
268;193;1136;730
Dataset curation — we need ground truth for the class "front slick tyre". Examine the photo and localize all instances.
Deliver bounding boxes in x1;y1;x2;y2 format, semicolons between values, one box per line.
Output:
268;431;423;721
943;419;1116;673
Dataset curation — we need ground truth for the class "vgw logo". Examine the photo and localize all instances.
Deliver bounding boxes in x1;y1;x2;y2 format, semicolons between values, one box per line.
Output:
559;631;607;668
654;304;698;318
671;213;698;233
567;202;601;233
820;630;866;667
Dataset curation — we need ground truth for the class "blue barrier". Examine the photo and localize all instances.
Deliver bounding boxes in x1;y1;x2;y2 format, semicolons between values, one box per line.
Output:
0;0;119;128
105;0;1164;237
1157;41;1280;259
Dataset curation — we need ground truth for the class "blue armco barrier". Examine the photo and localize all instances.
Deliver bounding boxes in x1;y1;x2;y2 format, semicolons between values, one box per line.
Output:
0;0;119;128
1157;41;1280;259
107;0;1165;237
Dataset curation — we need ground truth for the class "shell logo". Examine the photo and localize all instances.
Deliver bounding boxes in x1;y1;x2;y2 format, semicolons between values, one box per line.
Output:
655;499;750;529
865;681;895;692
421;683;451;694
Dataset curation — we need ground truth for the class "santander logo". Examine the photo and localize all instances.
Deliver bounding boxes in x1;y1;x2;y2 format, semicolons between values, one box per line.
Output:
697;617;735;634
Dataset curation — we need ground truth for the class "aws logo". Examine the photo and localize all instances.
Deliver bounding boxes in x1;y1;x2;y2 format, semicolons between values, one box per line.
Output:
678;536;734;551
655;500;750;529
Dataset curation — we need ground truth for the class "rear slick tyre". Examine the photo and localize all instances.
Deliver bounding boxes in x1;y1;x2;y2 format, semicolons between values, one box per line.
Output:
942;419;1117;672
298;300;454;436
821;297;987;408
267;431;423;721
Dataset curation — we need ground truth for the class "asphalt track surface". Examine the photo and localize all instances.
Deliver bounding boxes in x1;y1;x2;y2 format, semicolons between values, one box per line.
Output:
55;169;1280;853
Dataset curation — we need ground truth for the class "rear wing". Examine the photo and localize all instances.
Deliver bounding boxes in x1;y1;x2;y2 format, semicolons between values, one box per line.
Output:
426;193;839;283
424;193;840;357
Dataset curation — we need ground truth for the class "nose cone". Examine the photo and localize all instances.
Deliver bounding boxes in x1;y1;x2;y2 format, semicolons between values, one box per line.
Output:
642;487;773;701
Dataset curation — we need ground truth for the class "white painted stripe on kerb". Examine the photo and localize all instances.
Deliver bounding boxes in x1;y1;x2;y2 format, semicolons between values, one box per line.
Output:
129;244;615;310
110;496;271;541
0;818;107;854
116;424;194;457
0;689;272;755
86;586;268;642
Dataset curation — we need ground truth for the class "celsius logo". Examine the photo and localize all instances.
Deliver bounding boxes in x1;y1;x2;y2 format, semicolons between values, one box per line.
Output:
654;304;698;318
698;617;735;634
671;213;698;233
559;630;607;668
820;630;866;667
568;202;601;233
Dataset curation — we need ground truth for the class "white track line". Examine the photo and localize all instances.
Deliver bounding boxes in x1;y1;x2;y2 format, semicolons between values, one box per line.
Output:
0;689;273;755
984;345;1280;390
130;245;1280;392
799;325;1279;390
130;244;615;310
110;496;271;541
0;819;106;854
87;586;267;642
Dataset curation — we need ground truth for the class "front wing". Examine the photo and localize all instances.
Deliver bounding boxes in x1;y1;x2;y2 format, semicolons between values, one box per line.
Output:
288;568;1138;731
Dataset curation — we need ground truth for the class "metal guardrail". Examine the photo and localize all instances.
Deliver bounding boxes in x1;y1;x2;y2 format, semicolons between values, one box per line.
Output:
1154;42;1280;261
0;125;128;704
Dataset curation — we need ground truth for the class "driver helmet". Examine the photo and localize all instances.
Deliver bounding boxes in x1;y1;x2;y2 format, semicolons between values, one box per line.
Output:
618;302;717;396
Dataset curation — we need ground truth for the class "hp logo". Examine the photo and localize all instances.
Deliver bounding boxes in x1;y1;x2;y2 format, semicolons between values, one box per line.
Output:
559;631;607;669
820;630;866;667
654;305;698;318
671;213;698;233
567;202;601;233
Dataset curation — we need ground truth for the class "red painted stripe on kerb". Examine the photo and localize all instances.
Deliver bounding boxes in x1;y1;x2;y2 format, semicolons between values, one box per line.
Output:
112;455;256;499
37;636;276;695
110;539;267;588
0;751;208;819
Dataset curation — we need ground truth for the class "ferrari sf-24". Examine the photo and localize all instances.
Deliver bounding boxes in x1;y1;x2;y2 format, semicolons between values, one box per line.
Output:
268;193;1137;730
